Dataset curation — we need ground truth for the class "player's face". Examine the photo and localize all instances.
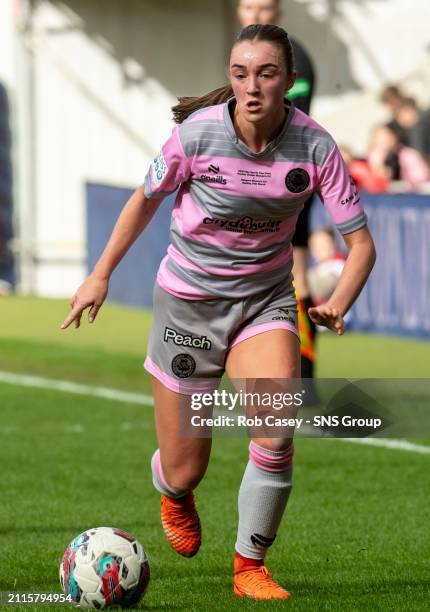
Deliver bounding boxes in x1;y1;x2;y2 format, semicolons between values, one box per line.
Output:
230;40;290;124
237;0;280;26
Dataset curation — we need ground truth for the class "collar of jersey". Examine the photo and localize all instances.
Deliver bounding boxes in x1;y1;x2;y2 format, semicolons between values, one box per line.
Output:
223;97;295;159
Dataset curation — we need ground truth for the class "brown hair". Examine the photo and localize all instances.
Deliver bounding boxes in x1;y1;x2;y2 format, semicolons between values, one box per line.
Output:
379;85;403;105
172;24;295;124
399;96;418;110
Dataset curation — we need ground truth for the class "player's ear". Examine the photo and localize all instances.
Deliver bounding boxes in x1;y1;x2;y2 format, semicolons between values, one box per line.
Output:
285;71;297;94
287;70;297;91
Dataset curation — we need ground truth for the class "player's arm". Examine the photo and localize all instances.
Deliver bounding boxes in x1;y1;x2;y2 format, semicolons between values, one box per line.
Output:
310;143;376;334
60;186;164;330
61;124;191;330
308;226;376;335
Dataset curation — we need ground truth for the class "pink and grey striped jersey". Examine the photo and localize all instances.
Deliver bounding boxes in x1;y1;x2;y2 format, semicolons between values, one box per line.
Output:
144;99;367;299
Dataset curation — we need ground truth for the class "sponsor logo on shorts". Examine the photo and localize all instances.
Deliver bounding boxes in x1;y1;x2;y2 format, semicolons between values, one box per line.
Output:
285;168;310;193
164;327;212;350
271;308;296;324
171;353;196;378
152;151;168;185
203;215;281;233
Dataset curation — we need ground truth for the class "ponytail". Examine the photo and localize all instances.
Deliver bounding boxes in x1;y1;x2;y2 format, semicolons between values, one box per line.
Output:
172;84;233;124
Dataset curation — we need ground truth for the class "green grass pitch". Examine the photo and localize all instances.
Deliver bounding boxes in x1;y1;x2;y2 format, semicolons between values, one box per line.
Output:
0;297;429;611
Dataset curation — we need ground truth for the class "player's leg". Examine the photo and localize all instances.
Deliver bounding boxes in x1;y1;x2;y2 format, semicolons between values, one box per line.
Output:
150;377;212;557
151;377;212;494
145;283;231;557
226;329;300;600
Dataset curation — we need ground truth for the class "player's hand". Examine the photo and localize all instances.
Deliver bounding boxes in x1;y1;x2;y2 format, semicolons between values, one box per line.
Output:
308;304;345;336
60;274;109;330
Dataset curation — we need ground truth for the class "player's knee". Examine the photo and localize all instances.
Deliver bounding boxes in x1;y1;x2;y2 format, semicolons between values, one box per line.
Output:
257;439;292;452
163;463;205;493
250;439;294;466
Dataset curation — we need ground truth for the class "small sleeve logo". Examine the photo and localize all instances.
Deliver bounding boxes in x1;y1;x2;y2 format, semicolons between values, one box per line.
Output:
152;151;169;185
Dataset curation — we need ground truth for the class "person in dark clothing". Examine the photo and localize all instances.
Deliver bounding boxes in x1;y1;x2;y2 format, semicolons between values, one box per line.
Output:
286;36;315;114
396;98;430;162
237;0;319;391
379;85;409;145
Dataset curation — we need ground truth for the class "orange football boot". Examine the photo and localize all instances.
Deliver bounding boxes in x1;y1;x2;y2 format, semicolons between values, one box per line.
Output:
233;554;291;600
160;492;201;557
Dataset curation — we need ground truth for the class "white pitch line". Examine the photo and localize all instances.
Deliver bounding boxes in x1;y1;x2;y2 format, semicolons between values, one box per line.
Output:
300;424;430;455
337;436;430;455
0;370;154;407
0;370;429;456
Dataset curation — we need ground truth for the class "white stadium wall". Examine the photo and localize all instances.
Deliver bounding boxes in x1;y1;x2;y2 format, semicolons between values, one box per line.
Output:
5;0;430;296
13;0;231;296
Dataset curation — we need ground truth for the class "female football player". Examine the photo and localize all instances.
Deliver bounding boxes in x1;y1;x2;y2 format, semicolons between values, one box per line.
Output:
61;25;376;600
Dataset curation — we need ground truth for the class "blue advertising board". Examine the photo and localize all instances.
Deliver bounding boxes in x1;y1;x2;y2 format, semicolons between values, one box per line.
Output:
346;194;430;337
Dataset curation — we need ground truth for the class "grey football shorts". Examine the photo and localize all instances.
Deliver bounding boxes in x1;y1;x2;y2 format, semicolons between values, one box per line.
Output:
144;279;298;395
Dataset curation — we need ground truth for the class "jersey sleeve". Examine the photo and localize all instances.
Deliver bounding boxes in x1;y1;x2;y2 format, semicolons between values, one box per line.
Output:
317;144;367;235
144;125;191;198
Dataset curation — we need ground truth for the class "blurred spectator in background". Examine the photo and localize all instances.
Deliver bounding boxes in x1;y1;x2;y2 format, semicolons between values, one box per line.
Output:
307;228;345;306
339;124;429;194
396;97;430;161
367;124;429;191
379;85;430;162
379;85;408;145
340;144;389;193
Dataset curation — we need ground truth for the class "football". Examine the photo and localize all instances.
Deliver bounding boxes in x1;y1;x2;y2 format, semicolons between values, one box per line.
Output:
60;527;150;609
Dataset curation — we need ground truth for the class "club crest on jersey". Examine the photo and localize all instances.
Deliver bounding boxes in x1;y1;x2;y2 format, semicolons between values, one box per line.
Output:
164;327;211;350
285;168;310;193
171;353;196;378
152;151;168;185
